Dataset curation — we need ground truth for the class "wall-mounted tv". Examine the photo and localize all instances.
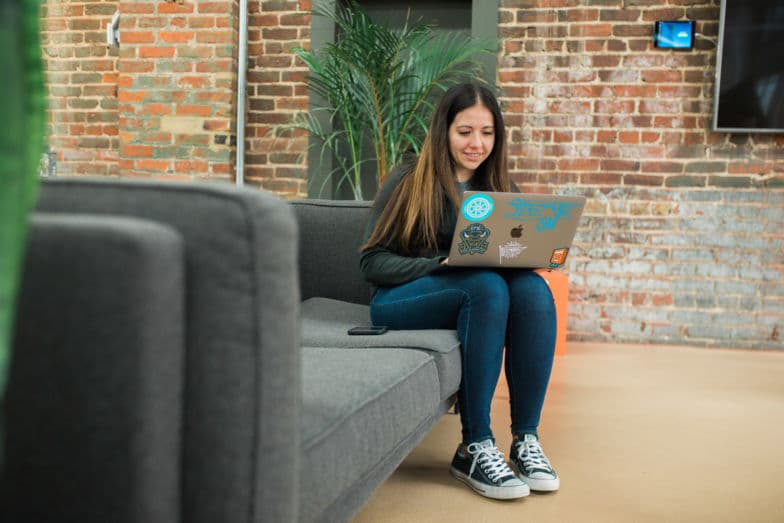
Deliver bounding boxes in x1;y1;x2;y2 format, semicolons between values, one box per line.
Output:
712;0;784;133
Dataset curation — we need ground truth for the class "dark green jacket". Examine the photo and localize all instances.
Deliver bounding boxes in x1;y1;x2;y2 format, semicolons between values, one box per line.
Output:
359;166;450;286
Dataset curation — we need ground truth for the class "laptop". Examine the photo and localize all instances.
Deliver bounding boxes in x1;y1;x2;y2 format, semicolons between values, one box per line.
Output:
447;191;586;269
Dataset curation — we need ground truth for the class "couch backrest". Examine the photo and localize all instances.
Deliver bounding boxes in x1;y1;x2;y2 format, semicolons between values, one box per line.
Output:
291;199;374;305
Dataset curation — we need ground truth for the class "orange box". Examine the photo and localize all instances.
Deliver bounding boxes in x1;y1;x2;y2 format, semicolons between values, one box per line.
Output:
533;268;568;356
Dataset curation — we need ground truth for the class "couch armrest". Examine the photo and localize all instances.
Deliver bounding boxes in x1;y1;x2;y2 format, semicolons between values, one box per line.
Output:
33;178;302;523
291;199;374;305
3;213;185;523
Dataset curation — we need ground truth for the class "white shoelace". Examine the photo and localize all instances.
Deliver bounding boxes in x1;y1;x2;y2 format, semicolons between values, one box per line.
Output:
467;440;512;482
516;435;554;473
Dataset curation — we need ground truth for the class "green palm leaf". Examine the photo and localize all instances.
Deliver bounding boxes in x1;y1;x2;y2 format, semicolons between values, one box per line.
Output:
0;0;45;465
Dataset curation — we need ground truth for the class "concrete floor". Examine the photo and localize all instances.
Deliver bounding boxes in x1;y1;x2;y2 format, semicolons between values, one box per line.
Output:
353;342;784;523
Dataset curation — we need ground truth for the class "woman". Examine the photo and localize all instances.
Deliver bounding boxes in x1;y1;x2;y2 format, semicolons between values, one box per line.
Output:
360;83;559;500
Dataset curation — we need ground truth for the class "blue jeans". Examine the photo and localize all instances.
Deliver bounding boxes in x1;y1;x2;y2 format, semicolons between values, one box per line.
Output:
370;269;556;444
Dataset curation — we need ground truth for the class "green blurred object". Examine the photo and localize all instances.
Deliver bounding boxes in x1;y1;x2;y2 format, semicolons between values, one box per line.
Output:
0;0;45;463
282;0;496;199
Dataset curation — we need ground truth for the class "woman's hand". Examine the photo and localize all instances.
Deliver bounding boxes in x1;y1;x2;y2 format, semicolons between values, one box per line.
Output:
440;257;449;266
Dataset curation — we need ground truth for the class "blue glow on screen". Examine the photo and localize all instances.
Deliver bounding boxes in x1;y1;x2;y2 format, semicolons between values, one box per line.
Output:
656;21;694;49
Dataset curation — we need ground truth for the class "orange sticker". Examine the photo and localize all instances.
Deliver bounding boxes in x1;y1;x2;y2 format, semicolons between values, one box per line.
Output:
549;248;569;267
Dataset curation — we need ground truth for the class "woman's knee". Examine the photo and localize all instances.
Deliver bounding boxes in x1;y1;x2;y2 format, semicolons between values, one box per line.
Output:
459;270;510;306
507;271;556;315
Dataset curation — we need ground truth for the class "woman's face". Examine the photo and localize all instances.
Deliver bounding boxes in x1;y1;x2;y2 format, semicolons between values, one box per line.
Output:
448;102;495;183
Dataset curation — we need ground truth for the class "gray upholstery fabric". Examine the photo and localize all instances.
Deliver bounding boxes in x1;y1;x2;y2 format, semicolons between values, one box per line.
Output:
3;214;185;523
9;180;465;523
291;199;465;522
300;347;440;523
33;179;301;523
301;298;462;403
290;199;374;305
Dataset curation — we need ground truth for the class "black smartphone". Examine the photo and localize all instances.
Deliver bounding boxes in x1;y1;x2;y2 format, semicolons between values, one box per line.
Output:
347;325;388;335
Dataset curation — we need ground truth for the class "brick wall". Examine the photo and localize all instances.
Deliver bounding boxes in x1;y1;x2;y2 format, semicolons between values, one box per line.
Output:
496;0;783;349
41;0;120;177
244;0;310;196
40;0;783;349
117;0;238;179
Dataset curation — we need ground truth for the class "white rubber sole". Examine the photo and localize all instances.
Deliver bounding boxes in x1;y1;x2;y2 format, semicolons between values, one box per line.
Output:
511;462;560;492
450;467;530;500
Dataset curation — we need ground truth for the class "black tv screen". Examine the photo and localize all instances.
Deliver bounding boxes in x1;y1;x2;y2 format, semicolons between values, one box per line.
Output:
712;0;784;133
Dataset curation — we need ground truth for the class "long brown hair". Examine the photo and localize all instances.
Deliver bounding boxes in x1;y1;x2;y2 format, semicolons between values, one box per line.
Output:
362;83;511;255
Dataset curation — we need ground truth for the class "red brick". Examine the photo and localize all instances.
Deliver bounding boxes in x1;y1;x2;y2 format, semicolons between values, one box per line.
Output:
623;174;664;186
652;294;673;306
602;159;640;172
139;47;176;58
642;8;685;21
141;103;173;116
177;76;213;89
119;3;155;15
183;16;215;29
118;90;147;103
641;161;683;173
158;2;195;14
557;159;600;171
203;120;231;131
728;161;773;175
597;130;617;143
121;31;156;44
216;17;233;28
123;145;154;158
211;163;233;175
195;60;233;73
159;31;195;43
195;31;233;44
280;13;309;26
619;132;640;144
137;159;172;171
121;60;156;73
174;160;210;173
176;105;212;116
641;69;683;83
581;172;623;185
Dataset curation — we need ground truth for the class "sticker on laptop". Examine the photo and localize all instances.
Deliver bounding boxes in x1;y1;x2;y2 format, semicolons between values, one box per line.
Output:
549;247;570;268
461;193;494;222
457;223;491;255
499;240;527;264
505;198;582;232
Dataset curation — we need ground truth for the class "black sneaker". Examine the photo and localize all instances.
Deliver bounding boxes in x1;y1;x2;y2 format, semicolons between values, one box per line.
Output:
450;439;529;500
510;434;560;492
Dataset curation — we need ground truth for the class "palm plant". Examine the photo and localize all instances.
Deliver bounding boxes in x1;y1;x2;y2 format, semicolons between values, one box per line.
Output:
0;0;45;458
285;0;496;199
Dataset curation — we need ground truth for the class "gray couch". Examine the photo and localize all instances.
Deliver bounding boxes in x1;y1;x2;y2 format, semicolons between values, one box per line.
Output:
2;179;462;523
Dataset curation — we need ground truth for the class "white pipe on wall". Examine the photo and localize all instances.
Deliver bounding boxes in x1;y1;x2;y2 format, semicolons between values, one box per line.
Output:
235;0;248;186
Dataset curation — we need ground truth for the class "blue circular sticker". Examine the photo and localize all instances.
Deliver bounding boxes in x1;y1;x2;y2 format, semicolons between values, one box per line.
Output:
462;193;494;222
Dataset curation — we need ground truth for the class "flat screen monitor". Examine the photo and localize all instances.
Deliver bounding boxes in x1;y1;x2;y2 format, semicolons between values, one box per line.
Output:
654;21;695;49
712;0;784;133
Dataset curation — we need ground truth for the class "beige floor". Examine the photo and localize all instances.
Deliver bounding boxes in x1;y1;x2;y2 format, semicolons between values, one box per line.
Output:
353;342;784;523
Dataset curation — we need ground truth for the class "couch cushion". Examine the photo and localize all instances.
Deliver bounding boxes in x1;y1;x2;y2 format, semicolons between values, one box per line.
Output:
301;347;439;523
301;297;462;403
